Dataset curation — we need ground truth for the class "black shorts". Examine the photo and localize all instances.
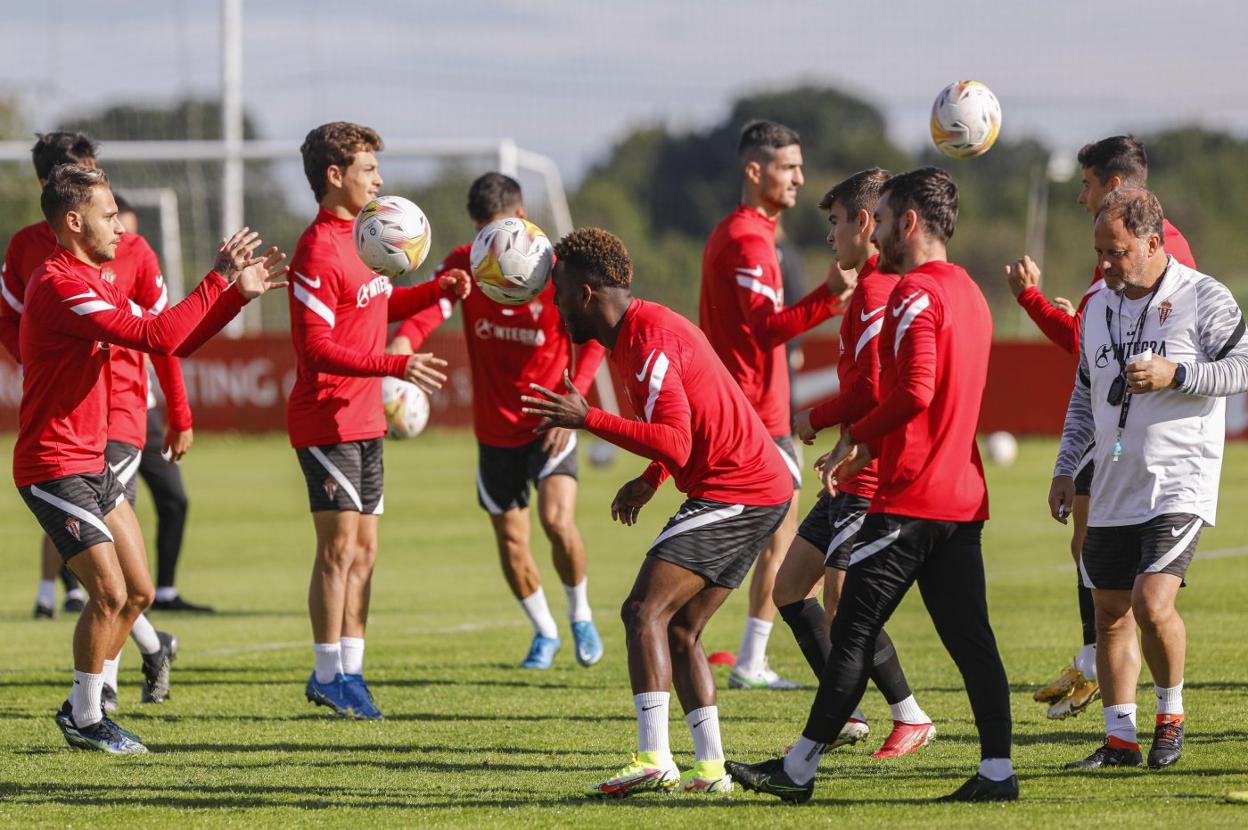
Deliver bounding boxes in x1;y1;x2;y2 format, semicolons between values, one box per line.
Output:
18;467;126;560
647;498;789;589
1080;513;1202;590
773;434;803;490
796;490;872;570
105;440;144;506
295;438;385;514
476;434;578;515
1074;454;1095;497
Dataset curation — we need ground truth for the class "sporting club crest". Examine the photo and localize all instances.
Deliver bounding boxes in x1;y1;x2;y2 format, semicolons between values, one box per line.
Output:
1158;300;1173;326
322;478;338;501
65;516;81;541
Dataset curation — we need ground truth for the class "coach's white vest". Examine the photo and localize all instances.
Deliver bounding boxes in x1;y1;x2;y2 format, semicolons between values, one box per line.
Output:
1081;259;1224;527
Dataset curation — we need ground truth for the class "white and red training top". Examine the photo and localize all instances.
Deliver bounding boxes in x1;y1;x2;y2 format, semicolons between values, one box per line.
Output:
286;208;453;448
395;244;606;448
851;260;992;522
699;204;844;437
582;299;793;507
807;256;899;500
14;246;243;486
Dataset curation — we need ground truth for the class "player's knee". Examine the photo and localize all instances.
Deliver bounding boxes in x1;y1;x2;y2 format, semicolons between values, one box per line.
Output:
126;584;155;613
92;582;130;617
163;488;189;516
317;537;357;571
1094;604;1132;637
538;505;575;541
667;621;701;654
1131;595;1175;632
620;595;650;629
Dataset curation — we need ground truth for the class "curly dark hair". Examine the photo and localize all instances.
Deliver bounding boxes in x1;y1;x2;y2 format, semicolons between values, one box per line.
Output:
300;121;383;202
553;228;633;289
880;167;959;243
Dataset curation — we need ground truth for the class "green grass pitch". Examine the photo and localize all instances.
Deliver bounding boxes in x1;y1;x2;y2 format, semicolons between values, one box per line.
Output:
2;430;1247;827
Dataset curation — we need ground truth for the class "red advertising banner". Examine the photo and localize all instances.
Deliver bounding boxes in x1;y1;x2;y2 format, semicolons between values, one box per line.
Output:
2;333;1245;437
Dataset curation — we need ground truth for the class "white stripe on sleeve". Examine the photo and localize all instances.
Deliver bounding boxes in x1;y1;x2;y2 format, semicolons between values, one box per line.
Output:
893;294;931;354
854;317;885;360
293;283;335;327
69;300;117;316
735;275;780;306
643;352;670;422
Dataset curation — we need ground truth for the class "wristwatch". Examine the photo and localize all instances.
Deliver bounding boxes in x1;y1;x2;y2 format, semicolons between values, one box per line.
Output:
1171;363;1187;390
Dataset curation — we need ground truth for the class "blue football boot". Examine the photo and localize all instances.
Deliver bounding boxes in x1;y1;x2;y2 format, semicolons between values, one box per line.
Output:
305;672;356;717
572;620;604;667
521;634;561;669
343;674;383;720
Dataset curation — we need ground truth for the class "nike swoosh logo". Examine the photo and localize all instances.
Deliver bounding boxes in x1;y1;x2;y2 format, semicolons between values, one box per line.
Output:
692;718;709;730
860;306;885;322
636;350;657;382
64;288;98;302
833;513;859;529
735;265;764;278
1116;713;1131;719
1171;521;1197;537
892;292;921;317
294;272;321;289
642;704;662;711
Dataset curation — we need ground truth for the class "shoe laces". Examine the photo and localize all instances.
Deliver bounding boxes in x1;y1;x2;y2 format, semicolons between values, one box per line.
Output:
1154;721;1183;746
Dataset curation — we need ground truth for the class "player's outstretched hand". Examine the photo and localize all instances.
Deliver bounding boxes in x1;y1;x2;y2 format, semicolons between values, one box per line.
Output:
816;431;870;491
1048;475;1075;524
611;476;655;526
438;268;472;299
1125;354;1177;394
163;428;193;462
1004;255;1041;298
213;227;262;281
520;371;589;431
234;246;290;299
825;261;858;302
793;408;818;445
1053;296;1076;316
404;353;448;394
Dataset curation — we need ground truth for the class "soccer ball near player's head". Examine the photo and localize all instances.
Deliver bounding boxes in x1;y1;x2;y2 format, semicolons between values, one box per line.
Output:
31;131;98;185
550;228;633;345
40;164;123;265
467;172;525;229
1093;188;1166;293
1077;135;1148;215
738;119;804;212
300;121;384;214
871;167;959;276
818;167;891;272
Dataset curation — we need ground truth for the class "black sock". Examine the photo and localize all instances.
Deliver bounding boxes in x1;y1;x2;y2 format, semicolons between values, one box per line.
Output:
1078;583;1096;646
60;566;79;593
869;629;913;705
778;598;832;679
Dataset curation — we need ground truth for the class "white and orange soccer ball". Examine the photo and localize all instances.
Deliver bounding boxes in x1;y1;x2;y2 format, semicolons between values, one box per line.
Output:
381;376;431;439
930;80;1002;160
469;217;554;306
354;195;432;278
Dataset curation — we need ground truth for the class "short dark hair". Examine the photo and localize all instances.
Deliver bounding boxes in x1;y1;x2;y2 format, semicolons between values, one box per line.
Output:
300;121;383;202
467;172;523;224
1077;135;1148;188
879;167;959;242
553;228;632;289
41;164;110;228
738;120;800;164
818;167;891;217
1096;188;1165;241
32;131;98;182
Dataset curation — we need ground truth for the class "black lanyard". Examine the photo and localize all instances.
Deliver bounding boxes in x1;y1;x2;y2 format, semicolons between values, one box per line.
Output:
1103;270;1166;431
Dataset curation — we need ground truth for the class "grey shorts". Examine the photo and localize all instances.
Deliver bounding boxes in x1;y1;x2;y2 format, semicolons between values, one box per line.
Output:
648;498;789;588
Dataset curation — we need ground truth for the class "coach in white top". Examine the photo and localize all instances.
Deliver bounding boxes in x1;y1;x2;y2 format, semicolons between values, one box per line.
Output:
1049;188;1248;772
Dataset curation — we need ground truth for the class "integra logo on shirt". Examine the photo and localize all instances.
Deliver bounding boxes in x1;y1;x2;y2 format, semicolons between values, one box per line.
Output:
474;317;546;346
1095;341;1168;368
356;275;393;308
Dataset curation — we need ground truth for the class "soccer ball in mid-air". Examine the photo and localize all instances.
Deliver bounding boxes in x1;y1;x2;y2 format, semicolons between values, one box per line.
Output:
930;80;1002;159
354;195;432;278
984;431;1019;466
470;217;554;305
381;376;431;439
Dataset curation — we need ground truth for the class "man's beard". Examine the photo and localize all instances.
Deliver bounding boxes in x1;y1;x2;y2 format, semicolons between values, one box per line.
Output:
876;233;904;274
84;226;117;263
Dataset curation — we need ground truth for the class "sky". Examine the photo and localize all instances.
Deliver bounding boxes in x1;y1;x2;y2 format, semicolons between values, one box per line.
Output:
2;0;1247;185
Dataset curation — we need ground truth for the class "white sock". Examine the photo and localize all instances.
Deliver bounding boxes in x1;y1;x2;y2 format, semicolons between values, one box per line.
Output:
65;587;86;602
520;587;559;639
563;578;592;623
1075;642;1098;680
978;757;1014;781
155;586;179;603
1155;680;1184;717
341;637;365;676
685;705;724;762
634;691;671;758
888;694;929;724
37;579;56;608
783;735;825;785
129;613;161;655
736;616;773;675
71;670;104;727
1104;702;1138;745
313;642;342;684
102;652;121;690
